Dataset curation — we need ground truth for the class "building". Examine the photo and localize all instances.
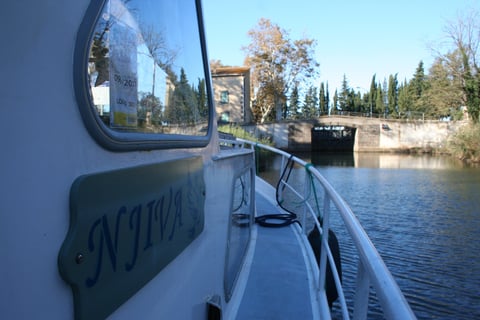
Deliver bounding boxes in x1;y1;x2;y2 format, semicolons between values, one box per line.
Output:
211;67;253;124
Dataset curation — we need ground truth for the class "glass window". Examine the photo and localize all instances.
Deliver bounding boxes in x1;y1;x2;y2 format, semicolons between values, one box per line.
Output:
220;90;229;104
224;168;254;301
220;111;230;123
78;0;211;149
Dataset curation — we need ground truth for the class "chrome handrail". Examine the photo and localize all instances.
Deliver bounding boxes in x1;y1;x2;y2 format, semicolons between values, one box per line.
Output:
229;138;416;320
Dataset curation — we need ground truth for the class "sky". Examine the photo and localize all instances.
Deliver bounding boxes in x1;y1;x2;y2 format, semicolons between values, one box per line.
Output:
202;0;479;94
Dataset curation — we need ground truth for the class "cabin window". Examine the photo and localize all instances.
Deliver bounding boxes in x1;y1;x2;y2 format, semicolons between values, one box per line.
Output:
220;90;229;104
220;111;230;123
224;168;254;301
76;0;212;150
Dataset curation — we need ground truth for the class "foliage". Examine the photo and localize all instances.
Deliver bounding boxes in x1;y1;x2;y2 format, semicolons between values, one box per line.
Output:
288;85;300;119
218;7;480;126
139;92;162;122
388;74;398;117
434;9;480;122
243;18;319;123
448;124;480;162
319;82;327;115
338;75;349;111
302;86;318;118
422;57;463;118
375;83;385;115
164;68;208;125
218;124;272;145
368;75;377;115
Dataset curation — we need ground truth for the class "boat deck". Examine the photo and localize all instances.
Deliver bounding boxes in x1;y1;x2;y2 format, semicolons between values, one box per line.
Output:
235;179;318;319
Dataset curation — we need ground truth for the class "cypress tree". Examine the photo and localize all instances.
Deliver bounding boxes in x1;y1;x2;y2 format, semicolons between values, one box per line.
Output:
397;79;413;118
338;74;349;111
302;86;313;118
411;61;425;99
319;82;326;115
410;61;426;114
388;74;398;117
332;89;338;115
375;83;385;116
369;75;377;116
461;50;480;122
289;85;300;119
325;82;330;113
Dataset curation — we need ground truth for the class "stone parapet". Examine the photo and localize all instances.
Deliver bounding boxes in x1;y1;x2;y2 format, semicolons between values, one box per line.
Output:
241;117;467;152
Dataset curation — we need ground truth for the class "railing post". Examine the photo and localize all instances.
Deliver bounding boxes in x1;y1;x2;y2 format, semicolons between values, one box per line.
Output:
277;155;286;205
233;139;415;320
302;170;310;234
353;260;370;320
318;191;330;293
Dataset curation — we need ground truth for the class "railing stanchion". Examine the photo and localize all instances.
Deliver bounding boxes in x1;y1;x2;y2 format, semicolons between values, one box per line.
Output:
302;170;309;234
353;260;370;320
232;138;416;320
318;192;330;293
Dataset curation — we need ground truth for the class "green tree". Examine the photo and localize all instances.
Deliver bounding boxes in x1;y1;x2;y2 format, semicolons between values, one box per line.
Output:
438;9;480;122
301;86;318;118
397;79;413;118
139;92;162;123
325;82;330;114
332;89;339;115
338;74;349;111
352;89;364;113
196;78;208;121
243;18;319;123
420;58;462;118
288;85;300;119
388;74;399;117
461;50;480;121
166;68;198;124
410;61;427;114
368;75;377;116
375;83;385;116
319;82;327;115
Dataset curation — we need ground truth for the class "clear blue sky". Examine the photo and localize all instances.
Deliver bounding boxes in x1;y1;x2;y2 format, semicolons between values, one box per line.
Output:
203;0;478;94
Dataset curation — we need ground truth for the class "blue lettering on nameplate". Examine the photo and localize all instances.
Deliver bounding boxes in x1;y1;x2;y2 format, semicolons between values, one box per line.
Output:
58;156;205;320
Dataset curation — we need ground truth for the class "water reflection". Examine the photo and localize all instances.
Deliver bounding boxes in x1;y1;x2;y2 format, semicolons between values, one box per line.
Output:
88;0;209;135
225;169;254;301
301;152;480;319
305;152;475;169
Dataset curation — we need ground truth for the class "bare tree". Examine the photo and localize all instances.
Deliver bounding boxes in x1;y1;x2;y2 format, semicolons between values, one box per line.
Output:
243;18;319;123
434;9;480;121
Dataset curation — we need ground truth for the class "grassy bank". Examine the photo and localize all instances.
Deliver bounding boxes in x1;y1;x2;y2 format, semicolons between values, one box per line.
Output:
447;123;480;163
218;124;272;146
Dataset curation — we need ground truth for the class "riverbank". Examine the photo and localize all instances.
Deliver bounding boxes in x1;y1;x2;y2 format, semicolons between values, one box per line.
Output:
220;121;480;163
446;123;480;163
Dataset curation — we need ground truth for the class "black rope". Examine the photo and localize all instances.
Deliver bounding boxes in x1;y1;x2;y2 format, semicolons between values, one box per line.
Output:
255;155;300;228
255;213;299;228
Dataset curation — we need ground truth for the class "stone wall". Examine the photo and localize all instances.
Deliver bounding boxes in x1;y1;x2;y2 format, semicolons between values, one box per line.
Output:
242;117;467;152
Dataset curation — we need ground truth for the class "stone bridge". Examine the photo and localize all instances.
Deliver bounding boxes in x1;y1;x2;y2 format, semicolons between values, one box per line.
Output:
243;116;466;152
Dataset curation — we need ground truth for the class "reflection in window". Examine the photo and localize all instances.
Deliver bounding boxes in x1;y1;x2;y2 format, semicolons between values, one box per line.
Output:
220;112;230;123
224;168;253;301
220;90;229;104
88;0;209;136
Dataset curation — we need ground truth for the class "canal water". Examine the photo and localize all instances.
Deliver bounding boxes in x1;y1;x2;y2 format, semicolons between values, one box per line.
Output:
260;152;480;319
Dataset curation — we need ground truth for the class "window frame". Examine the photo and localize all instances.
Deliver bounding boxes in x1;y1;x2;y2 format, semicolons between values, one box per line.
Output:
74;0;213;151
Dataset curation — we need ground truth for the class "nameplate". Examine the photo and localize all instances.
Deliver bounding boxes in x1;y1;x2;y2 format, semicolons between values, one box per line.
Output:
58;157;205;319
